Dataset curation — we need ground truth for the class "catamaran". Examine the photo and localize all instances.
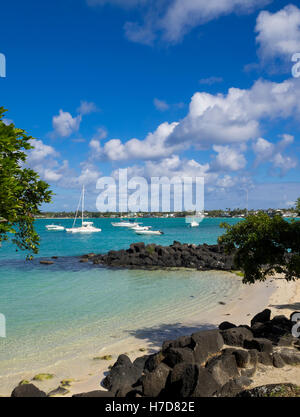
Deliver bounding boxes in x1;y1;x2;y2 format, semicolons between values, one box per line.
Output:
65;186;102;233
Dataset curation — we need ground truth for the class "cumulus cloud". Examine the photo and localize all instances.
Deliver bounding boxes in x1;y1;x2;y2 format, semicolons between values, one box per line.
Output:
52;110;82;138
252;134;297;175
77;100;99;115
256;4;300;63
211;145;247;171
89;121;182;161
26;139;67;183
87;0;271;45
167;78;300;148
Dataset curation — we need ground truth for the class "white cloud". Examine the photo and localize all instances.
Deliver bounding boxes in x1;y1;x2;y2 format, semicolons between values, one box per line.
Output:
211;145;247;171
27;139;59;164
52;110;82;138
88;0;271;45
256;4;300;63
252;135;297;175
153;98;169;111
26;140;69;183
77;100;99;115
90;121;181;161
168;78;300;148
159;0;271;43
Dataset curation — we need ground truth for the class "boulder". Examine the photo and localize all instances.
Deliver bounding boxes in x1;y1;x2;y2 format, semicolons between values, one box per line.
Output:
206;352;240;386
191;329;224;364
244;338;273;354
167;363;198;397
144;352;165;373
278;348;300;366
217;376;252;397
102;355;142;394
221;327;253;347
257;352;273;366
251;309;271;327
73;390;114;397
219;322;236;331
11;384;47;397
141;363;171;397
162;335;193;353
133;355;149;373
191;366;221;397
273;352;285;368
232;350;250;368
164;347;195;368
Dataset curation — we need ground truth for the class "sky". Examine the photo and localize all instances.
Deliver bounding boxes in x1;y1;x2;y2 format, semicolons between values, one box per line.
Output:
0;0;300;211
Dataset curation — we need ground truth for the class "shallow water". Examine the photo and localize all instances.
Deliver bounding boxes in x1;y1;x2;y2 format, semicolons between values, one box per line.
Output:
0;218;242;392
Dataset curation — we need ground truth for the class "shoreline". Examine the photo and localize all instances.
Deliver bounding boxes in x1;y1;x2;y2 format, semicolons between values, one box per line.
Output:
3;274;298;397
1;275;298;397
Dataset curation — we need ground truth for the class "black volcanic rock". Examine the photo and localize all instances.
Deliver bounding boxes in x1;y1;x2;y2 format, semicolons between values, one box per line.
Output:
251;309;271;326
11;384;47;397
90;242;236;271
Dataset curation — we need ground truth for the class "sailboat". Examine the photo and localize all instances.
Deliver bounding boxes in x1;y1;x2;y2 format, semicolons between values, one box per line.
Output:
65;186;102;233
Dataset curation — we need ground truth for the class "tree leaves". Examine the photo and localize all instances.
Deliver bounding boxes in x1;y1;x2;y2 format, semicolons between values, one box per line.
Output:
0;107;52;257
218;213;300;284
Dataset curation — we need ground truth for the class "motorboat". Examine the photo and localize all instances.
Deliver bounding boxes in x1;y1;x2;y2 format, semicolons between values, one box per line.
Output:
46;224;65;231
111;221;140;228
65;186;102;233
131;225;152;231
134;230;163;235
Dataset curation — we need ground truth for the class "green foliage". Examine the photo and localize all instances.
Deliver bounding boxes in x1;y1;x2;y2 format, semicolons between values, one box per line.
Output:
296;198;300;216
0;107;52;256
219;213;300;284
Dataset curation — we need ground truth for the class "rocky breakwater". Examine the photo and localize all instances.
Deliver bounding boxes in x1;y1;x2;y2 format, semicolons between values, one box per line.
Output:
84;242;236;271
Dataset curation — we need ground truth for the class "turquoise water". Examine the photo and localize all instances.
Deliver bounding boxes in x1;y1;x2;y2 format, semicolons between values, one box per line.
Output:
0;217;242;392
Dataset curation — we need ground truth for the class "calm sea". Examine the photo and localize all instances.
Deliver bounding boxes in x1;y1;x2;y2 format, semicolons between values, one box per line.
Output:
0;217;242;393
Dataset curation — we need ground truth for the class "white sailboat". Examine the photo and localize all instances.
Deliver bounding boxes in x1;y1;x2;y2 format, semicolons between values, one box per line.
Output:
65;186;102;233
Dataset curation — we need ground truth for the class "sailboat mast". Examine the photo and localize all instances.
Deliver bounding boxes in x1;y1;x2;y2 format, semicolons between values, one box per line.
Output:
82;185;85;226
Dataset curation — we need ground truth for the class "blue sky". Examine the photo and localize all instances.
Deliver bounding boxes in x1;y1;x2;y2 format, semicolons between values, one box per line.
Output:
0;0;299;211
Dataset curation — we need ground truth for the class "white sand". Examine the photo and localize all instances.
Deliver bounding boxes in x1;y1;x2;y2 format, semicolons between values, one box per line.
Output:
5;275;299;397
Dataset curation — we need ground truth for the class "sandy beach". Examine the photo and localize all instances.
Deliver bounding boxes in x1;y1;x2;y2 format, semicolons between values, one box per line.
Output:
7;274;297;397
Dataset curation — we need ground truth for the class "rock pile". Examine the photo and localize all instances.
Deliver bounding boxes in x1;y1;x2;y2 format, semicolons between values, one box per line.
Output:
96;309;300;398
85;242;236;271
